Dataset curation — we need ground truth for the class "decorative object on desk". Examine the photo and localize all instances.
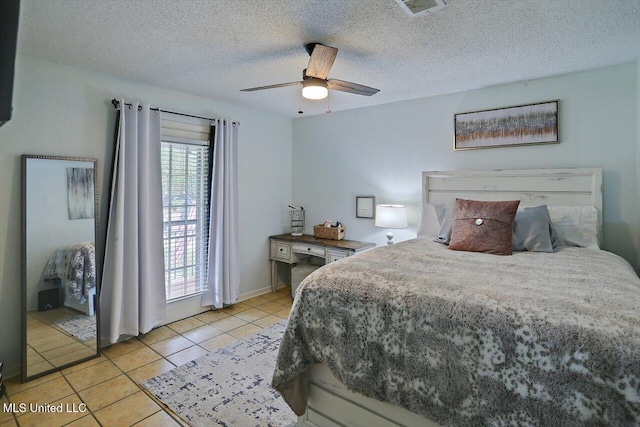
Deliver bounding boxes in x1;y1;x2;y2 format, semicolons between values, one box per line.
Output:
289;206;304;236
313;224;345;240
356;195;375;219
454;100;558;150
375;204;408;245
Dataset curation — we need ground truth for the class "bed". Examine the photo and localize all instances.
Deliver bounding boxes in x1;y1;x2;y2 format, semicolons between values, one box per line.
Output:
42;241;97;316
272;168;640;426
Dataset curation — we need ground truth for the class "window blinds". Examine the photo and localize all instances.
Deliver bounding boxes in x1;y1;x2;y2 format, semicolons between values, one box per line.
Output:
161;120;211;301
161;120;210;142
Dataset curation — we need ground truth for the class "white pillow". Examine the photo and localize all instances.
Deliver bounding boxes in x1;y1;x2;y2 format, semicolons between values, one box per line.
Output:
417;203;446;237
547;206;600;249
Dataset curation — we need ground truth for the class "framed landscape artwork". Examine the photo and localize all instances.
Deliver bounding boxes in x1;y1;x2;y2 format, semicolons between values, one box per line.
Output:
454;100;559;150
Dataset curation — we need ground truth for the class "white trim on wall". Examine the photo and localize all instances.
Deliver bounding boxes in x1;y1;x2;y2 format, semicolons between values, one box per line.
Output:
160;286;288;327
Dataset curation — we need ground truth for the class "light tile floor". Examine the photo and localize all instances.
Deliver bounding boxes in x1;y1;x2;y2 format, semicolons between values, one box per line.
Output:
2;288;293;427
26;308;97;376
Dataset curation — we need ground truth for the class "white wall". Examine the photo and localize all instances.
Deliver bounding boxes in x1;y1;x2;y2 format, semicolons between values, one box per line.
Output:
0;55;292;376
25;158;95;311
292;63;639;271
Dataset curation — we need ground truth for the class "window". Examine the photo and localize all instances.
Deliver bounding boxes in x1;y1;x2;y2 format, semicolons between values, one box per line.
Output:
161;121;211;301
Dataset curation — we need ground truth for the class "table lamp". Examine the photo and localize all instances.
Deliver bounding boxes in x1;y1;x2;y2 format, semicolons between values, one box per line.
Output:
375;204;408;245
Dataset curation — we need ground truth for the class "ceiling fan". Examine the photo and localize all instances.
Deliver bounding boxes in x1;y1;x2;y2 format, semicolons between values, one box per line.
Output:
240;43;380;101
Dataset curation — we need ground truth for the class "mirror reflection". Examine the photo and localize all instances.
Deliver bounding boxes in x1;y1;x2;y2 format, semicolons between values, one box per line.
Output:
23;155;99;380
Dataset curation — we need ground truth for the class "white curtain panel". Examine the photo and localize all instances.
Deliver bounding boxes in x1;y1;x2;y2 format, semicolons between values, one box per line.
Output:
202;119;240;308
101;101;166;345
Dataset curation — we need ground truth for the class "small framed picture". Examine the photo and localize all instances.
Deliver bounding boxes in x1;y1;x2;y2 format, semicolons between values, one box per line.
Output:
356;196;375;219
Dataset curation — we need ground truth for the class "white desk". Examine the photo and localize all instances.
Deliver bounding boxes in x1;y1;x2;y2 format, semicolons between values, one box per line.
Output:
268;234;375;292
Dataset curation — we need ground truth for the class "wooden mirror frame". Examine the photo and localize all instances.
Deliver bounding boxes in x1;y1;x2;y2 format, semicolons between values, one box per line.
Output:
21;154;101;382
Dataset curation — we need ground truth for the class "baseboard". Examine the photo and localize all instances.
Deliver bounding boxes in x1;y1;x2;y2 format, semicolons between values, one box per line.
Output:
237;283;286;302
163;283;286;324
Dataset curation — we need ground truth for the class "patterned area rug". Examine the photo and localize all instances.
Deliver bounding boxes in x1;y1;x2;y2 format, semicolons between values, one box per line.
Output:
54;315;96;341
142;321;296;427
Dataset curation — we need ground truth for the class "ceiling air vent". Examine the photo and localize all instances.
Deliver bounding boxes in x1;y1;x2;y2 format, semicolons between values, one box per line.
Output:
395;0;446;17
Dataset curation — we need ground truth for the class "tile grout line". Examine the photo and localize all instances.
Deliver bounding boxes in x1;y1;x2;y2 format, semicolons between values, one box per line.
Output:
2;392;19;427
10;378;77;421
59;411;101;427
108;355;167;426
97;319;219;425
62;334;169;426
60;354;124;427
136;386;185;427
110;317;227;426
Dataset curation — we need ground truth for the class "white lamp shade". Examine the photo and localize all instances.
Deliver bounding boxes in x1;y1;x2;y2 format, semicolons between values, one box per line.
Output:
375;204;408;229
302;79;328;100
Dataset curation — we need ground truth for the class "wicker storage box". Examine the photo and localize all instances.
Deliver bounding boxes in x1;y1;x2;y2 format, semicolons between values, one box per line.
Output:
313;225;345;240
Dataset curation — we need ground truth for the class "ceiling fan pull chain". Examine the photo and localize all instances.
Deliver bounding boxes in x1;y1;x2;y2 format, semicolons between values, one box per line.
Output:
326;91;331;114
298;92;304;115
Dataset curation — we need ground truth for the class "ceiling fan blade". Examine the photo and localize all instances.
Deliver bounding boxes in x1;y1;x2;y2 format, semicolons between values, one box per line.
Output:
306;44;338;80
327;79;380;96
240;81;301;92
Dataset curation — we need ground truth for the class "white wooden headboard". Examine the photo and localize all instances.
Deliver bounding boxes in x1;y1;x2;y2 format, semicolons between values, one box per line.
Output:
422;168;603;237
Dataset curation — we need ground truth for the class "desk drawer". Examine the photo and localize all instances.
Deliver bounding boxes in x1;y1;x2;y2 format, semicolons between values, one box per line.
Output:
271;241;290;260
291;243;326;258
327;249;350;263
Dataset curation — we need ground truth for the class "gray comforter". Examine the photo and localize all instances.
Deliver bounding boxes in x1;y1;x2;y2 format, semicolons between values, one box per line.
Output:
272;238;640;426
42;241;96;303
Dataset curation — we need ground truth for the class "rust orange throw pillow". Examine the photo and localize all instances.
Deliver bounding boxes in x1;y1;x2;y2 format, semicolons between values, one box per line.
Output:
449;198;520;255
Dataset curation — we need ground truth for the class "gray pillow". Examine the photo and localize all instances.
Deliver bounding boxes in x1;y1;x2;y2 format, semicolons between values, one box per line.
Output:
435;203;455;245
512;205;558;252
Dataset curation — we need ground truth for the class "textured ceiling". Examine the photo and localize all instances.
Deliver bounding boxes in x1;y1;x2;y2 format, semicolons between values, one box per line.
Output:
17;0;640;118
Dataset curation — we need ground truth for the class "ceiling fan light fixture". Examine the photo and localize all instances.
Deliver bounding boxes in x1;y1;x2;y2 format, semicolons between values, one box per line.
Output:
302;79;328;100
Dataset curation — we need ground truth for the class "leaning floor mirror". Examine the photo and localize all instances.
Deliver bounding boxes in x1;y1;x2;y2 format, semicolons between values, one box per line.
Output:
22;155;101;381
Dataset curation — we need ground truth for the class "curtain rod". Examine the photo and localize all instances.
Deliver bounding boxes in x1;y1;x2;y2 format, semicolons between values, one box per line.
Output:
110;99;239;126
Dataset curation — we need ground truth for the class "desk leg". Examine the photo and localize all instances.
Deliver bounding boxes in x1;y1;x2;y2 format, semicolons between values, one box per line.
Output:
270;259;277;293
